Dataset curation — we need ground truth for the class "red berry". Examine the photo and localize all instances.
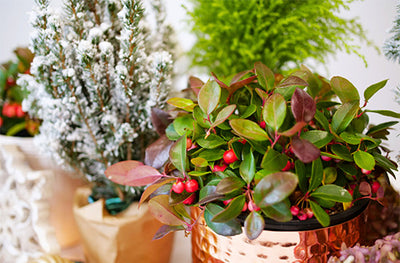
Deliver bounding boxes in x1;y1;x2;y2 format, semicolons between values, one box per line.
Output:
2;102;16;118
238;138;247;144
15;104;25;118
172;180;185;194
321;155;332;162
282;160;292;171
259;121;266;129
223;149;238;164
6;76;15;86
242;201;248;212
361;168;372;175
297;210;308;221
248;200;260;212
290;205;300;216
186;138;193;150
348;189;354;196
304;208;314;219
185;179;199;193
371;181;381;194
0;116;2;127
213;163;227;172
223;199;232;206
183;194;196;205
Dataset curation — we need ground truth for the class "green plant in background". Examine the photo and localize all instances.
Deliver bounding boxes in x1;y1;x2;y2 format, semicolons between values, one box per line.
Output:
384;0;400;63
186;0;370;76
106;62;399;240
0;47;40;136
18;0;174;213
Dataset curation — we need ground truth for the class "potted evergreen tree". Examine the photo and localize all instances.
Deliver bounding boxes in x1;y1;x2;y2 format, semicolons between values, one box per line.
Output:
18;0;175;262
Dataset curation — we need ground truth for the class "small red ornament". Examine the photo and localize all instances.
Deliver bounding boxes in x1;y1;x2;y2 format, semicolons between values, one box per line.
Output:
172;180;185;194
223;149;238;164
185;179;199;193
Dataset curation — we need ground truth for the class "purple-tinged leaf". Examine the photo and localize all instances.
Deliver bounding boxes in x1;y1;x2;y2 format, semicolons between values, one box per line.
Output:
198;185;225;205
230;119;269;141
139;177;176;206
254;172;298;207
167;97;196;112
211;195;246;223
204;204;242;236
169;135;187;173
261;199;292;222
151;108;172;135
148;195;186;226
332;101;359;133
292;136;320;163
255;62;274;91
211;72;229;89
198;80;221;116
229;75;257;91
255;88;268;101
210;104;237;129
262;93;287;131
216;176;246;195
278;121;307;137
277;76;308;88
331;76;360;104
230;70;252;85
244;211;265;240
291;88;316;123
145;135;174;169
189;76;204;96
153;224;185;240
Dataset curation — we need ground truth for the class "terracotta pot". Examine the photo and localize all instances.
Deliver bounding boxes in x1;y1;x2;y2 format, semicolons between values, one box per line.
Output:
191;201;369;263
73;187;174;263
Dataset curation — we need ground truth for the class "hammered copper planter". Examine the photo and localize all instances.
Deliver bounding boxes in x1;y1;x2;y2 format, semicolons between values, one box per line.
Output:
192;201;368;263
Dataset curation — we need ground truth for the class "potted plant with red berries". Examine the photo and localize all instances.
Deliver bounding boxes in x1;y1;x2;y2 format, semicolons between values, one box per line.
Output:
106;62;399;262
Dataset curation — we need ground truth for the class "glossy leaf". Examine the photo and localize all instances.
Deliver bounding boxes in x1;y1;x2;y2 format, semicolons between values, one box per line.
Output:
169;135;187;173
310;184;352;202
105;160;143;181
216;176;246;195
277;75;308;88
211;104;237;129
198;149;225;161
261;148;288;171
291;88;316;123
189;76;204;95
198;80;221;116
291;136;320;163
295;160;307;193
340;132;362;145
198;185;225;205
230;69;252;85
331;76;360;104
354;150;375;171
310;200;330;227
332;101;359;133
150;108;171;135
244;212;265;240
279;121;307;137
365;109;400;118
205;203;242;236
254;172;298;207
148;195;186;226
359;181;372;195
300;130;333;148
255;61;274;91
197;134;226;149
240;146;256;184
230;119;270;141
173;114;194;136
372;152;397;171
191;157;209;168
153;225;185;240
165;123;181;140
145;135;174;169
366;121;399;135
261;199;292;222
364;79;388;101
314;110;330;131
309;158;323;191
212;195;246;223
139;177;175;205
262;93;287;131
211;72;229;89
193;106;211;128
230;75;257;91
167;97;196;112
331;144;353;162
323;167;337;185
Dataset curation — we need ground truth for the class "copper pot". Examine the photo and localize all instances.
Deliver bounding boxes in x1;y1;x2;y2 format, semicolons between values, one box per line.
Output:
192;201;368;263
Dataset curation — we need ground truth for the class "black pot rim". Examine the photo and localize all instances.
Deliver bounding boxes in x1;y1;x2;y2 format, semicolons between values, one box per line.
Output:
241;199;369;232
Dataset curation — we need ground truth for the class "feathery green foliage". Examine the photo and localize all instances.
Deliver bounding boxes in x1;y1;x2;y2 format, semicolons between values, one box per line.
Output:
187;0;369;76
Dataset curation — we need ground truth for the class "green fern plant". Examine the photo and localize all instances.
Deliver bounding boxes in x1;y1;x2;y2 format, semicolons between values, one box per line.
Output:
186;0;370;76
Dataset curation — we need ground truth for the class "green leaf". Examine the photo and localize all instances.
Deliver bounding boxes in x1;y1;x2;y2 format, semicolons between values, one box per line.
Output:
191;157;209;168
312;197;336;208
241;104;257;118
364;79;388;101
197;134;226;149
331;76;360;104
310;200;330;227
262;93;287;131
244;212;265;240
365;109;400;118
277;75;309;88
6;122;26;136
366;121;399;135
204;203;242;236
212;195;245;223
230;119;269;141
169;135;187;173
314;110;330;131
173;114;194;136
323;167;337;184
198;80;221;116
331;144;353;162
260;148;288;171
188;171;211;177
198;185;224;205
300;130;333;148
332;101;359;133
338;163;358;176
167;97;196;112
148;195;186;226
309;158;323;191
239;146;256;184
211;104;237;129
254;172;298;207
165;123;181;140
216;176;246;195
372;152;397;171
340;132;362;145
311;184;352;202
193;106;211;128
261;199;292;222
354;150;375;171
139;177;176;205
295;160;307;193
255;61;274;91
197;149;225;161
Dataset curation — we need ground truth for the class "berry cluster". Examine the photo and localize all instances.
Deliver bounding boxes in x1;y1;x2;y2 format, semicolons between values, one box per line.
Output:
2;102;25;118
172;179;199;205
290;205;314;221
